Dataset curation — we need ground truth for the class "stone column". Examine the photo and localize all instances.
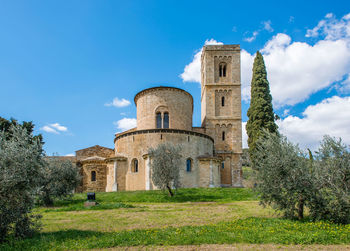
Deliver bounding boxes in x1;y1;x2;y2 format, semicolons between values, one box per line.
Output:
209;160;214;188
112;161;118;191
145;156;151;190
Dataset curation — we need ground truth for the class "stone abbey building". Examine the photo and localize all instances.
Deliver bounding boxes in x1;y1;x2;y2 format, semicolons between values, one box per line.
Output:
71;44;243;192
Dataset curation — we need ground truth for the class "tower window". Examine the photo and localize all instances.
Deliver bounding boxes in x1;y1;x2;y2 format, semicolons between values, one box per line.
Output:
219;63;227;77
222;131;225;141
156;112;162;128
221;162;225;169
221;96;225;106
186;158;192;172
163;112;169;129
132;159;138;173
91;171;96;181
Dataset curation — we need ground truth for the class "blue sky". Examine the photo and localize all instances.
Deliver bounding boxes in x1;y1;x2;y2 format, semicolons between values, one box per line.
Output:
1;0;349;155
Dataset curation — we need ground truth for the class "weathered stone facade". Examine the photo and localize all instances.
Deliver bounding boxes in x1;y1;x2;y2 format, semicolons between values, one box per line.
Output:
61;44;243;192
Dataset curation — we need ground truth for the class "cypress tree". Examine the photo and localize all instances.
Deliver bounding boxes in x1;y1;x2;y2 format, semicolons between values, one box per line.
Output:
246;51;278;161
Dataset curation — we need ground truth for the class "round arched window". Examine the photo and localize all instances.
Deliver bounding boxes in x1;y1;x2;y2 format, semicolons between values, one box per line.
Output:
131;159;138;173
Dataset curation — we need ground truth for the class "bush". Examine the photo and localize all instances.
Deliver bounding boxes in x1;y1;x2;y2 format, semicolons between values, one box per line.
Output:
39;158;81;206
0;125;43;241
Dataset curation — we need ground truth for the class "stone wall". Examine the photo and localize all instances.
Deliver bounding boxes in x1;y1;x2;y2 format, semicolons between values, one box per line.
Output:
82;162;107;192
115;129;215;190
135;87;193;131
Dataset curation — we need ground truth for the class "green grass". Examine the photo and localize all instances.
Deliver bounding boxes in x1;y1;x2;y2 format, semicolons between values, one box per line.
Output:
38;202;134;213
49;187;257;209
2;218;350;250
2;188;349;250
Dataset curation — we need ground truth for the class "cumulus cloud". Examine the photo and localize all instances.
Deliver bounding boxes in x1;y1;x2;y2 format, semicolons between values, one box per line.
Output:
114;118;137;132
105;97;131;108
277;96;350;150
180;39;223;83
181;13;350;107
244;31;259;42
306;12;350;40
263;20;274;32
241;50;255;101
242;122;248;148
41;123;68;134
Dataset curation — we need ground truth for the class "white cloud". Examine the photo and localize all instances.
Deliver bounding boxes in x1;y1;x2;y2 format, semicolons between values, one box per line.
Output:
105;97;131;108
277;96;350;150
41;125;59;134
114;118;137;132
41;123;68;134
242;29;350;106
263;20;274;32
244;31;259;42
181;13;350;107
283;109;290;117
306;12;350;40
242;122;248;149
50;123;67;132
241;50;255;101
180;39;223;83
65;153;75;156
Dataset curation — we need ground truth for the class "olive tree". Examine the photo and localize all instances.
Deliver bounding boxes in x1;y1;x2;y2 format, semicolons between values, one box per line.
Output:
39;158;81;206
254;131;312;219
309;136;350;224
0;125;43;241
148;143;181;197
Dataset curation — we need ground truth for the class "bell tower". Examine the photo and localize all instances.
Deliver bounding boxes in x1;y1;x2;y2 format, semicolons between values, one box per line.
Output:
201;44;243;187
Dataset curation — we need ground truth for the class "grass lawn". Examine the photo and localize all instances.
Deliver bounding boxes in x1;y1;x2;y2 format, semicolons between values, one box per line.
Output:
1;188;350;250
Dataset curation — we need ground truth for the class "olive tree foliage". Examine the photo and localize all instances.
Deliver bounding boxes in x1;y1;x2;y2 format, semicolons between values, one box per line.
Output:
255;131;350;223
148;143;182;197
39;158;81;206
0;125;43;241
309;136;350;224
254;131;313;220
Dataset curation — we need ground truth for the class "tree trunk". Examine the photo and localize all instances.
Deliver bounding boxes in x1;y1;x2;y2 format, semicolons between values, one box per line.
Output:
43;193;54;207
166;185;174;197
298;197;304;220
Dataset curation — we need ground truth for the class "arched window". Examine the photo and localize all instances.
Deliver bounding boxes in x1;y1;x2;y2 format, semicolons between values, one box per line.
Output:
186;158;192;172
219;63;227;77
131;159;138;173
221;96;225;106
156;112;162;128
221;162;225;169
163;112;169;129
91;171;96;181
222;131;225;141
